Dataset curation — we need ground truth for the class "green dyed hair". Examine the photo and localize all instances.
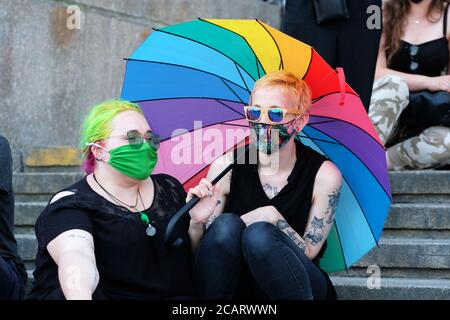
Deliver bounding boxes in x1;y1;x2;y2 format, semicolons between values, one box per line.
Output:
80;99;144;172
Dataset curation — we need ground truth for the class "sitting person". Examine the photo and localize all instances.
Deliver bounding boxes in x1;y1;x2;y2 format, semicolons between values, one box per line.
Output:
369;0;450;170
0;135;27;299
188;71;342;300
27;100;206;300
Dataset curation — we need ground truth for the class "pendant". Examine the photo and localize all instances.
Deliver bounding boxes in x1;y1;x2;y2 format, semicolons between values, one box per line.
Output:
146;223;157;237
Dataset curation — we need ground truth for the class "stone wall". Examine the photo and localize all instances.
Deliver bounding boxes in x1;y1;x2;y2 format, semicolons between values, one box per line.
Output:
0;0;281;154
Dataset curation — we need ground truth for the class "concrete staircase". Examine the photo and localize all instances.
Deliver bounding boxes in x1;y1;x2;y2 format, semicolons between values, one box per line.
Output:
331;171;450;299
11;150;450;299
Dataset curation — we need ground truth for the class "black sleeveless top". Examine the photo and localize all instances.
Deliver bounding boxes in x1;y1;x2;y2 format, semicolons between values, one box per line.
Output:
389;4;449;76
224;139;337;299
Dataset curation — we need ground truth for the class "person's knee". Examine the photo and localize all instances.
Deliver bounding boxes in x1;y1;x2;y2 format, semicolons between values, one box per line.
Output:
421;126;450;147
242;222;278;260
204;213;245;251
373;74;409;102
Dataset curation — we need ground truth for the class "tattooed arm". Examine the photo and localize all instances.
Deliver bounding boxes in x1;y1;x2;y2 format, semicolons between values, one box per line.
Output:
47;229;99;300
275;161;342;260
188;151;233;250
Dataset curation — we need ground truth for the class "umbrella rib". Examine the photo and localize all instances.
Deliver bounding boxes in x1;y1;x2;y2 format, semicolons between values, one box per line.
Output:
153;26;259;82
131;97;243;104
234;63;250;92
331;219;350;271
307;120;338;125
199;18;267;77
220;78;245;104
309;112;386;150
255;19;283;70
306;122;392;200
256;54;261;79
124;58;250;94
302;47;314;80
300;131;380;247
297;135;341;145
215;99;245;117
312;90;359;103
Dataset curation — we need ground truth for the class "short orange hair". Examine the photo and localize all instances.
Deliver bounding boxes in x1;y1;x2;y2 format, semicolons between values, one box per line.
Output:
250;70;312;114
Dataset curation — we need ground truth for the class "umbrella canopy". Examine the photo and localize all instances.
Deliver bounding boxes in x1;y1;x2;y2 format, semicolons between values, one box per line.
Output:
121;18;392;273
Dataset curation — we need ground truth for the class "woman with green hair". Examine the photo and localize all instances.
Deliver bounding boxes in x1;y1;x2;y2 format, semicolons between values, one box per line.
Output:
27;100;218;300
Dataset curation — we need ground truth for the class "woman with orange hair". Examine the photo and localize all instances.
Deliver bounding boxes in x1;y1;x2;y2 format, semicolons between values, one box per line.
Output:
189;71;342;300
27;100;215;300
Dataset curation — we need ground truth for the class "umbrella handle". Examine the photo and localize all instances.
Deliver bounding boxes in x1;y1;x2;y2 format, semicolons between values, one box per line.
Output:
164;144;250;247
336;67;346;106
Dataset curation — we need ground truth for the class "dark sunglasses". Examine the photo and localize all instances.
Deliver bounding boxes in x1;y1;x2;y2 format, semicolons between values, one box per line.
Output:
108;130;160;150
409;45;419;72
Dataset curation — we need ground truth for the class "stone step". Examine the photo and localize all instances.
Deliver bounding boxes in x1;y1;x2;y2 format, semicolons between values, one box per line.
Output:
390;171;450;203
10;171;450;195
16;234;37;262
12;170;450;200
331;276;450;300
355;237;450;270
16;231;450;271
13;202;450;232
333;267;450;280
15;202;46;226
13;172;83;196
385;203;450;230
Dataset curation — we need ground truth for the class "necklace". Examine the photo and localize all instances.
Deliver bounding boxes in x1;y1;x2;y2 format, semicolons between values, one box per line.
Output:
92;174;156;237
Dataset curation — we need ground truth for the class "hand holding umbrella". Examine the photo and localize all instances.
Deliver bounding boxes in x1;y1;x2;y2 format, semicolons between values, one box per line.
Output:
187;178;221;225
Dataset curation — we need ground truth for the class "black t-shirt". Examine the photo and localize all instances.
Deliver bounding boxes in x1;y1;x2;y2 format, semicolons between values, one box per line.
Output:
0;135;27;285
27;173;194;300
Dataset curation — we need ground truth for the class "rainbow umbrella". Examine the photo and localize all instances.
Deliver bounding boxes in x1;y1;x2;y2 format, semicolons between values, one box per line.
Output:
120;19;391;273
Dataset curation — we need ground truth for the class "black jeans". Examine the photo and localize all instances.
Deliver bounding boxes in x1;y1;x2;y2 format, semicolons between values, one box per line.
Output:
0;135;27;299
194;213;328;300
0;256;25;299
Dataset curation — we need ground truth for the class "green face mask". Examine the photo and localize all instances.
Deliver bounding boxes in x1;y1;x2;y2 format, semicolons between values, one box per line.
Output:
94;142;158;180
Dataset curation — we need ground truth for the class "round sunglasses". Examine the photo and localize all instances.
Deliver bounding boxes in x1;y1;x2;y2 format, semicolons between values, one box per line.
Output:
244;105;303;125
107;130;161;150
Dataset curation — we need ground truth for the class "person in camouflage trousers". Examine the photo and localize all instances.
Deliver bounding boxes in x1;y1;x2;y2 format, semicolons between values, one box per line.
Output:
369;74;450;170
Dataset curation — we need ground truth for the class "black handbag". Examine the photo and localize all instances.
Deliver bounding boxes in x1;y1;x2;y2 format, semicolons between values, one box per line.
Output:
313;0;350;24
388;90;450;146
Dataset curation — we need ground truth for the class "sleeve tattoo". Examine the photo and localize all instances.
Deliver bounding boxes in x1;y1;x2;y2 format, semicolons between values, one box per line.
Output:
276;219;307;252
274;186;341;252
304;186;342;247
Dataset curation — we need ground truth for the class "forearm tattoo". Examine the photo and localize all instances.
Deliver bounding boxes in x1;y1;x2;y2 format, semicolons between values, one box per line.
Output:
304;217;324;245
326;186;341;224
276;219;306;253
204;199;222;230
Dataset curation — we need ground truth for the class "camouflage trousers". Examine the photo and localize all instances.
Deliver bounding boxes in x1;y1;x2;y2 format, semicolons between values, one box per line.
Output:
368;75;450;170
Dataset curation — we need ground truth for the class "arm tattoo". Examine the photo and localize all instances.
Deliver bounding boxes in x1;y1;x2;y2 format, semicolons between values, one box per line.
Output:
304;216;324;245
276;219;289;230
276;219;306;253
262;183;279;199
326;186;341;224
287;229;307;252
67;234;94;249
204;199;222;229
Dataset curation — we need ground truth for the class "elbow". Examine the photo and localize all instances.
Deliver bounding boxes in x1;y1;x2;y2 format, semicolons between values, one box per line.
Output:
57;250;99;299
374;67;388;82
